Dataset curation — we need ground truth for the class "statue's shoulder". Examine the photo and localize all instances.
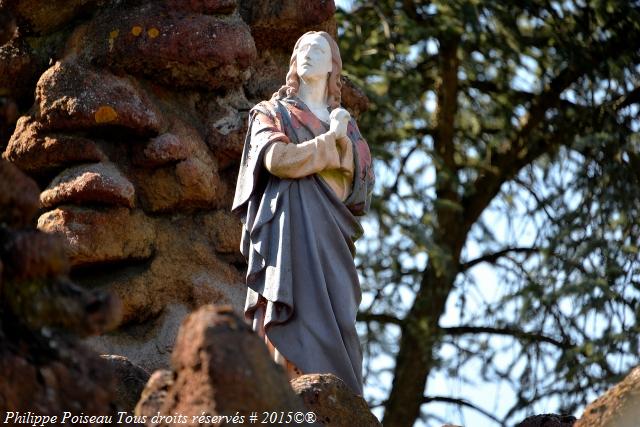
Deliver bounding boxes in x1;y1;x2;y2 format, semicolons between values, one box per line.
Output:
251;98;282;118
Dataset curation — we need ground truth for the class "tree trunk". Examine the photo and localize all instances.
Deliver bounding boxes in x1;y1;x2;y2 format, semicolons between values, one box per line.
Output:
382;263;458;426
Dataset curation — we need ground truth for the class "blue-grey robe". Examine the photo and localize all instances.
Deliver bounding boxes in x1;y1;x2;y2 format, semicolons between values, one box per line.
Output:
231;95;374;395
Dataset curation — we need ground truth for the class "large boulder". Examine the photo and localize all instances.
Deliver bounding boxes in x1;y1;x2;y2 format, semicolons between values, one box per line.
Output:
516;414;577;427
291;374;382;426
136;305;311;425
77;2;257;90
574;366;640;427
101;355;151;413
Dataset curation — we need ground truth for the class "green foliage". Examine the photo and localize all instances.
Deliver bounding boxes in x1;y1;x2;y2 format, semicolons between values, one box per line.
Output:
338;0;640;425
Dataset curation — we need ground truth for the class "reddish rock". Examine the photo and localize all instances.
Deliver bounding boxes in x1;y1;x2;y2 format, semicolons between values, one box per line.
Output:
37;206;156;267
291;374;382;426
0;97;18;151
0;152;122;420
0;159;39;227
136;305;311;426
517;414;577;427
206;125;247;171
81;217;246;357
36;60;165;135
5;116;107;173
1;230;69;281
40;162;136;209
165;0;237;15
239;0;336;49
574;366;640;427
0;327;119;418
340;76;369;119
79;2;257;89
0;38;42;100
0;9;16;45
101;355;150;413
135;370;174;418
201;90;253;170
4;275;122;336
132;133;191;168
9;0;99;35
134;157;221;213
242;49;291;102
203;210;242;255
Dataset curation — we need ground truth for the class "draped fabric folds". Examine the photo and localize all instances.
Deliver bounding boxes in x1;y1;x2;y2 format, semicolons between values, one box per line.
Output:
231;95;373;395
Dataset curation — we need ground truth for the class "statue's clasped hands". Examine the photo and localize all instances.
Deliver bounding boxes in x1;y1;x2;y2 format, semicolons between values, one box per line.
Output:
329;107;351;152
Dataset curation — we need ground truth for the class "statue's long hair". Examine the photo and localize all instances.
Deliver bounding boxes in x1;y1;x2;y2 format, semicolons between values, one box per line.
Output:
273;31;342;109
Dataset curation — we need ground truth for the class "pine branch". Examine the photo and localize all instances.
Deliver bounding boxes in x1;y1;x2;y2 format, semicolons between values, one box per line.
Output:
422;395;504;425
357;312;403;326
459;246;539;271
441;325;573;349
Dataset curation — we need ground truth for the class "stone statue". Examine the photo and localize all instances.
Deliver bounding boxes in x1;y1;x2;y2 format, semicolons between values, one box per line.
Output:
232;31;374;395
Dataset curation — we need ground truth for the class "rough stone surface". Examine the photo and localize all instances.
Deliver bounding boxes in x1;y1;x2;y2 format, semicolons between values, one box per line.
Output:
0;156;122;418
135;306;381;426
0;159;39;227
132;132;191;168
136;305;312;425
79;2;257;89
37;206;156;268
36;60;165;134
101;355;150;413
574;366;640;427
4;275;122;336
0;327;119;418
291;374;382;426
0;97;18;151
516;414;577;427
340;76;370;120
135;369;174;417
239;0;336;48
202;90;253;170
86;304;192;372
1;230;69;281
166;0;237;15
41;162;136;209
9;0;100;35
203;210;243;256
0;10;16;45
5;116;107;173
0;39;41;101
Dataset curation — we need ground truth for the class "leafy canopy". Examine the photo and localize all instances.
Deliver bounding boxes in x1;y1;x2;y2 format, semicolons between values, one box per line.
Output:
337;1;640;426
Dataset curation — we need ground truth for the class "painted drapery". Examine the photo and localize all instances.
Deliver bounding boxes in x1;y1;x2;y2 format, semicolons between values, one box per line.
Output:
232;95;373;394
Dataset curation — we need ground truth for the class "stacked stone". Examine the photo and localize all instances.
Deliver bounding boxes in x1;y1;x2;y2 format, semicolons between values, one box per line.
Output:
0;158;122;418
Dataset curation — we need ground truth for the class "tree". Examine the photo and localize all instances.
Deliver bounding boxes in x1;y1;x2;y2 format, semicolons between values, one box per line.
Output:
336;1;640;426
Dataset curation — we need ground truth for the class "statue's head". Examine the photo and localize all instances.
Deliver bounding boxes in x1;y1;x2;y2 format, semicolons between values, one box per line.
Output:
275;31;342;109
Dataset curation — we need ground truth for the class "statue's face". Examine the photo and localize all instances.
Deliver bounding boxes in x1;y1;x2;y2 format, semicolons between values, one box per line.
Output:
295;34;332;83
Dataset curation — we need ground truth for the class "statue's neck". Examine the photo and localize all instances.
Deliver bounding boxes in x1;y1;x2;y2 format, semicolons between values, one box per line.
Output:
298;77;328;112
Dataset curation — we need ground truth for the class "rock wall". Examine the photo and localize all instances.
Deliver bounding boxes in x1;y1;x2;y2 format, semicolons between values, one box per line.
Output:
0;158;122;418
0;0;361;372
